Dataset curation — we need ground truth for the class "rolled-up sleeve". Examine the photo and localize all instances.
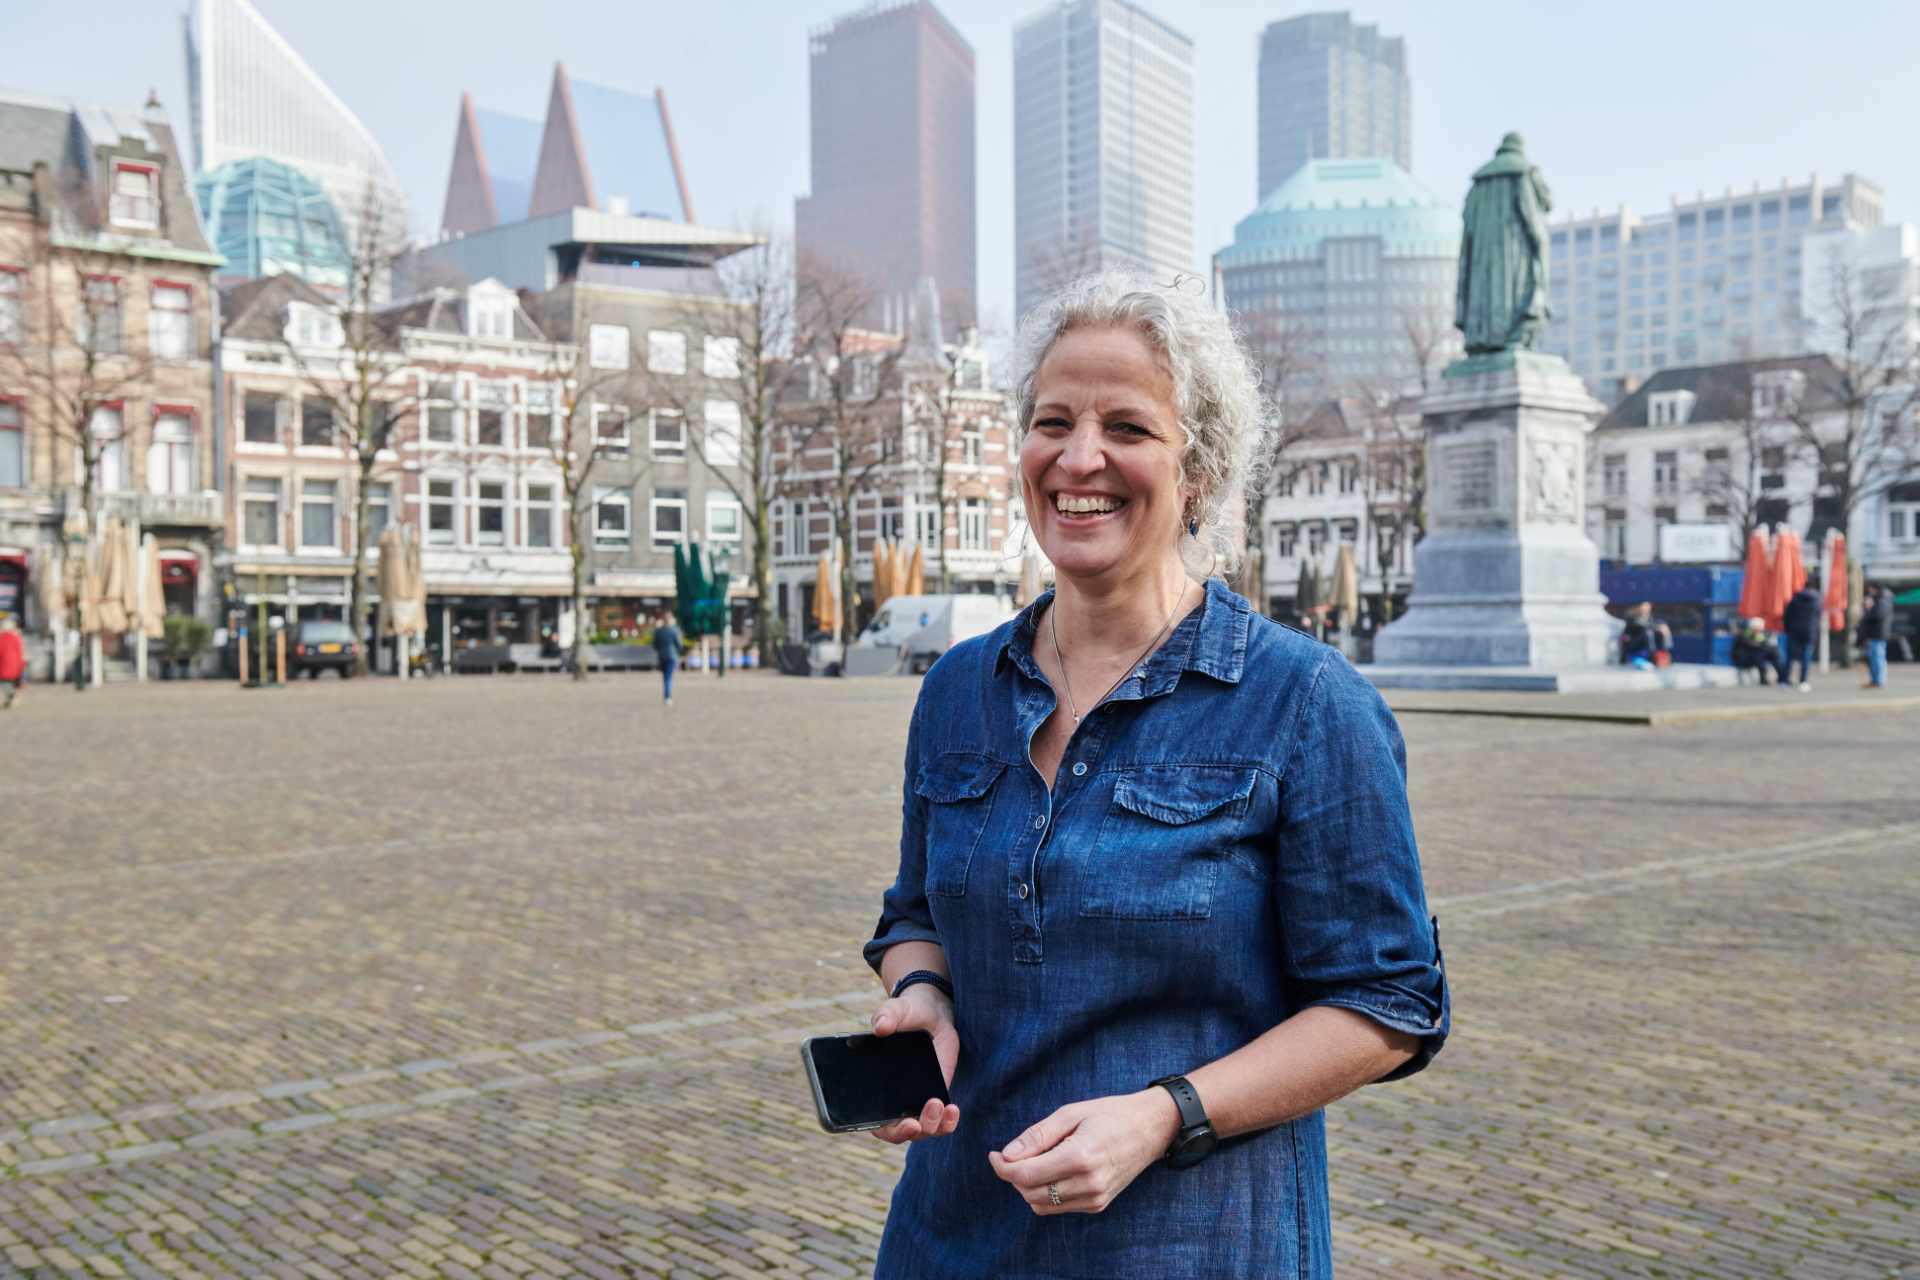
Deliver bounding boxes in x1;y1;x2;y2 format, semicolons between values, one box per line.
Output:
864;702;943;974
1275;652;1448;1080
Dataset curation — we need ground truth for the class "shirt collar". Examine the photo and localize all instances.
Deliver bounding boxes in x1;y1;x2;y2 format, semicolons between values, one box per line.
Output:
994;577;1249;690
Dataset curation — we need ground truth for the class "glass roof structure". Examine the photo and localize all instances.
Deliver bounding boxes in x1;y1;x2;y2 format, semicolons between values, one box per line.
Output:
195;156;351;291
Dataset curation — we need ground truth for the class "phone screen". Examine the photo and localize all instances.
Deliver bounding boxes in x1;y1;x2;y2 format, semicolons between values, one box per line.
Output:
803;1030;949;1130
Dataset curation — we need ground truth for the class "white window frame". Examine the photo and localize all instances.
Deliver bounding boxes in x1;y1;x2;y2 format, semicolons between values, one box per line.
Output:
525;483;555;548
649;407;685;461
0;399;22;489
1649;390;1696;426
592;401;630;457
960;497;989;551
594;486;630;548
648;330;687;374
589;323;631;370
0;268;24;345
300;478;338;550
706;491;743;548
703;335;741;378
242;476;282;549
650;492;688;552
366;481;392;540
148;282;193;359
88;405;126;491
426;478;458;545
147;412;194;494
475;479;507;546
109;162;157;228
78;276;123;354
915;506;940;553
702;400;741;465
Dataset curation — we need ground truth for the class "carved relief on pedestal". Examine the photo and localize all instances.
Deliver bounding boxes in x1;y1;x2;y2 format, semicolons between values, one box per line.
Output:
1527;437;1579;524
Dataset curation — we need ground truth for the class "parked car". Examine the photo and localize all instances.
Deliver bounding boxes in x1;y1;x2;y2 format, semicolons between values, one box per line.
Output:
856;594;1013;672
289;619;361;678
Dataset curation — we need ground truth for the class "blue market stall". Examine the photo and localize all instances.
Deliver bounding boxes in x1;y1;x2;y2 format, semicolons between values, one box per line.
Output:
1600;565;1746;665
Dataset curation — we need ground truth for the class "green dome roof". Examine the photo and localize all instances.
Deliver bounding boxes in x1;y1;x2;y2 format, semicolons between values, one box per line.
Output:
195;157;351;290
1218;158;1461;267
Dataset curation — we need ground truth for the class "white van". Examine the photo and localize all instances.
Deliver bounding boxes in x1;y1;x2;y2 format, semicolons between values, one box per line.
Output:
857;594;1014;670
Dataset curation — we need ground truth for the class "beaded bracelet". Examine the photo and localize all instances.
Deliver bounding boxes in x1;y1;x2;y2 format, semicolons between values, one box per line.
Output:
890;970;954;1003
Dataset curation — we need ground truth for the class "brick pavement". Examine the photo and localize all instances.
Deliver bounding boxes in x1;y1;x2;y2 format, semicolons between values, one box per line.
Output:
0;673;1913;1277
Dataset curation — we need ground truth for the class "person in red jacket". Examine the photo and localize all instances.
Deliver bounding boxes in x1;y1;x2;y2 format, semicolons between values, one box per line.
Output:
0;613;24;709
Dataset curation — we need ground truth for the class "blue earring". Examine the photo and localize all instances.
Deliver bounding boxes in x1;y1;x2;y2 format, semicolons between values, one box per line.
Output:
1188;518;1198;537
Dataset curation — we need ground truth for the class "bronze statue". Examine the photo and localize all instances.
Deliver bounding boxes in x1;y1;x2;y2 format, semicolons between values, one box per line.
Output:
1455;132;1552;355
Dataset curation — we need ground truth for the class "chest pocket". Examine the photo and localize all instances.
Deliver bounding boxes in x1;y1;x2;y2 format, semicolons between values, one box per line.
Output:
1081;767;1258;920
915;753;1007;897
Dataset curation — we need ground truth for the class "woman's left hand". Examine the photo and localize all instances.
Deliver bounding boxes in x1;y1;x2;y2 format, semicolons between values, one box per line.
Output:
987;1088;1181;1214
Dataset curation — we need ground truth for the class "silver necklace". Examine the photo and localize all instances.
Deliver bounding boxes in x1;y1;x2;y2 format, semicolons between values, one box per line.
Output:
1047;582;1187;725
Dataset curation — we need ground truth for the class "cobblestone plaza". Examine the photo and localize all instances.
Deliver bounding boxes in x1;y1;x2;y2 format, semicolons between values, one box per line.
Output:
0;674;1914;1279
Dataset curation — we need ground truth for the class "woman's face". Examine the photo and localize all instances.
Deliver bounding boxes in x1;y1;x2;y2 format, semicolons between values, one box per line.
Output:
1021;326;1187;588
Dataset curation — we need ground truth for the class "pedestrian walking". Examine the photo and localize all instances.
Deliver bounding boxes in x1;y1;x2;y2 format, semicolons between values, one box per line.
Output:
1859;583;1893;689
651;614;682;704
0;614;23;709
860;272;1445;1279
1780;579;1824;691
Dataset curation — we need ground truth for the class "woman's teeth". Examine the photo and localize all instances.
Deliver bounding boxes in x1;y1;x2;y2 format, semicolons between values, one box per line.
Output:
1056;495;1121;514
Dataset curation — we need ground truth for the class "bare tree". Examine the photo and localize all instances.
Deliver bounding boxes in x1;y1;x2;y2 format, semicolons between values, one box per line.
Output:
1020;220;1105;315
272;181;412;676
1237;309;1323;605
1790;246;1920;540
1690;386;1794;542
1350;386;1422;621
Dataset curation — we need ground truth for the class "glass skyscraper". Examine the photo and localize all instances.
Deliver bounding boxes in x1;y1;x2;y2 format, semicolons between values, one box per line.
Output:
1013;0;1194;321
1257;12;1409;203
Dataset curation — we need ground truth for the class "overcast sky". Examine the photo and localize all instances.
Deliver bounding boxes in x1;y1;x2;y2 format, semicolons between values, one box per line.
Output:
11;0;1917;337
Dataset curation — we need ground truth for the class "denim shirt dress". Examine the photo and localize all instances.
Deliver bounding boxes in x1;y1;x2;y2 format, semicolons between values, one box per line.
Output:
863;580;1448;1280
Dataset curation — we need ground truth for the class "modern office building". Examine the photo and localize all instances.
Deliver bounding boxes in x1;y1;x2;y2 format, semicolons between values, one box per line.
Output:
1215;157;1460;388
795;1;977;334
196;156;351;292
183;0;405;232
1540;173;1883;404
1013;0;1194;320
1257;12;1409;204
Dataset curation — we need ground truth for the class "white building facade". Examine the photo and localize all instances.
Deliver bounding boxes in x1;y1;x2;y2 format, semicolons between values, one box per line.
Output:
1013;0;1194;320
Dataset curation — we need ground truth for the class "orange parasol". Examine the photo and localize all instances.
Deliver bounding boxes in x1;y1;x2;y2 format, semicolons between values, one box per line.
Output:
872;540;894;611
1767;526;1806;631
1821;533;1848;631
906;542;925;596
1735;528;1773;622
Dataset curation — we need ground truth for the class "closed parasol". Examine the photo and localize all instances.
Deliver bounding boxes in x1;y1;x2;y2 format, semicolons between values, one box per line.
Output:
95;519;129;634
1821;533;1848;631
1768;526;1806;631
35;542;66;625
906;542;925;596
872;540;895;610
1735;528;1773;622
813;551;837;635
1016;548;1042;607
1295;557;1322;625
138;534;165;639
1328;543;1359;627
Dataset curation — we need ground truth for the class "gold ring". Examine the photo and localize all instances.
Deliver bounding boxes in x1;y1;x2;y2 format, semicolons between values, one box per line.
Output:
1047;1182;1060;1206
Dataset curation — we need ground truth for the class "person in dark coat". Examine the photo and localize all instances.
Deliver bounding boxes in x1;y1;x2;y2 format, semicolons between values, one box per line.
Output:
1858;584;1894;689
651;614;683;704
1730;617;1777;685
1779;582;1824;691
1620;602;1672;666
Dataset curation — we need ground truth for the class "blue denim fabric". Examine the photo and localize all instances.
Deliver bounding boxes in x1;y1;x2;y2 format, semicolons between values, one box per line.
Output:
1866;638;1887;686
864;581;1447;1280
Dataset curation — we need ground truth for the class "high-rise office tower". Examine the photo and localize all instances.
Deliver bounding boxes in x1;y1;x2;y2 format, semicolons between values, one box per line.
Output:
1258;12;1409;202
795;1;977;334
183;0;405;231
1014;0;1194;320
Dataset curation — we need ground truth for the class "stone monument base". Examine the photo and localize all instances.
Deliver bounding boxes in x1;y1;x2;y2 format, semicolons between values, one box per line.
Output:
1361;663;1744;694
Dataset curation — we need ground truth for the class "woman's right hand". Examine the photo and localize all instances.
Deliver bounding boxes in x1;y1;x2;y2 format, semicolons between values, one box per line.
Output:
868;985;961;1144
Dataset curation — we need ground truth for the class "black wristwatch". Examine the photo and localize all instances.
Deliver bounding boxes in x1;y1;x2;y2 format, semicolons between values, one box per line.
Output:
1149;1074;1218;1169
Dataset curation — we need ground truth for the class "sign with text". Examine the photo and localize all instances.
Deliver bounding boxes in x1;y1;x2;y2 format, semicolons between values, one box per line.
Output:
1659;523;1735;563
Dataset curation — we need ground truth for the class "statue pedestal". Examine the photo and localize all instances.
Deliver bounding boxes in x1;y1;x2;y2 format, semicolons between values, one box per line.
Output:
1373;351;1616;668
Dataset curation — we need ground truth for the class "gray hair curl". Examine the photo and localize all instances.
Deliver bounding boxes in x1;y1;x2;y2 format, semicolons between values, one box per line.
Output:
1011;271;1270;576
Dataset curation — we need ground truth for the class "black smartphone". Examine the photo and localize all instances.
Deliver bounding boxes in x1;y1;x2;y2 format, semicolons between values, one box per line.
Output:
799;1030;950;1133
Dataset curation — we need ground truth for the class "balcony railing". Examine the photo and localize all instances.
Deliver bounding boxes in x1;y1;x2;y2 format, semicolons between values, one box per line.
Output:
98;489;224;527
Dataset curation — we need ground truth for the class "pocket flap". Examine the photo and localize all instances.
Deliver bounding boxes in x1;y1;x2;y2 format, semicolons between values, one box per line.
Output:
915;753;1006;803
1111;767;1257;825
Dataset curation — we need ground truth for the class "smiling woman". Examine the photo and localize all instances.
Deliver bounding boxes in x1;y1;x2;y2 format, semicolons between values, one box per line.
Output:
859;272;1449;1280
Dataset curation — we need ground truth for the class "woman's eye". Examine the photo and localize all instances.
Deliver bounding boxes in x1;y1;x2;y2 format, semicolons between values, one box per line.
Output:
1109;421;1150;438
1034;417;1071;432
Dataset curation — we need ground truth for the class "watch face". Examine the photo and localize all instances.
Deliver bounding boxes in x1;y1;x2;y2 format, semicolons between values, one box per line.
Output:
1171;1127;1218;1169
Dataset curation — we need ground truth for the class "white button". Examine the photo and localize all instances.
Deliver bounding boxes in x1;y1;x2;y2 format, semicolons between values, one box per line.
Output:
1072;762;1088;777
1033;815;1046;830
1018;883;1030;899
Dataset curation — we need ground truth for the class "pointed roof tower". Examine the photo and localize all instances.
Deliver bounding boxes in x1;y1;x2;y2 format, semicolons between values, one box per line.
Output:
442;94;497;234
526;62;692;222
528;63;593;218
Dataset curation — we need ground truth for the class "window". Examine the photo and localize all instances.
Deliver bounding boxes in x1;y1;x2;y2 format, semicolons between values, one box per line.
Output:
147;413;193;494
958;358;985;391
0;400;22;488
1654;505;1677;527
367;482;391;539
1273;522;1296;557
526;387;552;449
962;426;983;467
879;494;904;542
594;486;630;547
301;397;333;447
109;164;157;227
288;303;340;348
79;277;123;354
243;390;279;444
89;405;126;491
243;478;281;546
1305;522;1325;557
301;480;337;547
1653;451;1680;496
703;335;740;378
0;268;22;345
1604;509;1627;558
589;323;631;370
648;330;687;374
960;497;989;551
476;407;503;446
707;491;742;547
476;481;505;544
915;506;940;552
1648;390;1695;426
471;301;510;338
427;479;456;544
426;378;456;442
651;488;687;551
1338;459;1358;494
702;400;741;465
649;407;684;460
526;484;554;548
594;402;630;457
1753;370;1804;414
149;284;193;358
1602;454;1627;497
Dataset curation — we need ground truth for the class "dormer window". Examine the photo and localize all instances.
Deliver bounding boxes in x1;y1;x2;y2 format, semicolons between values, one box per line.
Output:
109;164;158;228
1648;390;1696;426
471;302;510;338
285;302;341;349
1752;370;1805;415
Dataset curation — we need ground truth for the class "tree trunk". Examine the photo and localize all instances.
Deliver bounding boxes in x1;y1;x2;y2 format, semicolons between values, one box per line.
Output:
570;498;590;682
752;497;775;664
348;443;376;677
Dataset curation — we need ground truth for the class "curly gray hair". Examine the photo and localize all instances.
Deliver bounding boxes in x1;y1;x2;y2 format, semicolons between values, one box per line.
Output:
1011;271;1270;575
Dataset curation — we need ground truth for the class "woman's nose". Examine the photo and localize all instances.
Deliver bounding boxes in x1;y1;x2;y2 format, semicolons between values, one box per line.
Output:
1058;422;1106;475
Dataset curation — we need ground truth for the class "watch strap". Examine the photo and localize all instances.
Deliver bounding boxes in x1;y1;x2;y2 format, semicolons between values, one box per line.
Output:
1149;1074;1208;1132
